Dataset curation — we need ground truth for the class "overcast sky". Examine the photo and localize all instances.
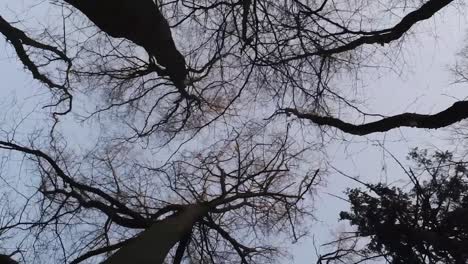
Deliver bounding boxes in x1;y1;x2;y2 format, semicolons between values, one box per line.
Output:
290;5;468;263
1;1;468;263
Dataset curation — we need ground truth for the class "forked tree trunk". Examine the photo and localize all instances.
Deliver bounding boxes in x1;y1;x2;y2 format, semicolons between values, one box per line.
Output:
102;204;208;264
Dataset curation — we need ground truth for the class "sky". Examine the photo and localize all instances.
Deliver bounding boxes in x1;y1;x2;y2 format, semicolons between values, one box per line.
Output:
0;1;468;263
290;5;468;263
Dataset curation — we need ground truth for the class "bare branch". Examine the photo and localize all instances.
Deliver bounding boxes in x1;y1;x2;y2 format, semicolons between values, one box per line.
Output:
282;101;468;135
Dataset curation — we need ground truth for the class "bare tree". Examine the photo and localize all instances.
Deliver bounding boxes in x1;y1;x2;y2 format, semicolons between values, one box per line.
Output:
0;0;466;263
0;127;318;263
1;0;460;140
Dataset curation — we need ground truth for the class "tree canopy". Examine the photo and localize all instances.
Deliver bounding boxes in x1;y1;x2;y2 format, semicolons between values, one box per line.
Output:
319;149;468;264
0;0;466;263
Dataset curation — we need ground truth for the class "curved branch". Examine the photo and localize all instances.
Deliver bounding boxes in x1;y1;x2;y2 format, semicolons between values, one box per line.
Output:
274;0;454;63
282;101;468;135
172;231;191;264
70;238;134;264
0;141;146;224
0;15;72;115
320;0;453;55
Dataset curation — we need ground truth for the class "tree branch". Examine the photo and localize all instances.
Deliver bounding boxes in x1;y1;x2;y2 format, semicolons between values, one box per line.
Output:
275;0;454;63
0;15;72;115
282;101;468;135
320;0;453;55
0;141;146;224
70;238;134;264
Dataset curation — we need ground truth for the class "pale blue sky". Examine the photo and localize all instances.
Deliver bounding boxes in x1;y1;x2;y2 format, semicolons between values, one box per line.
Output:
1;1;468;263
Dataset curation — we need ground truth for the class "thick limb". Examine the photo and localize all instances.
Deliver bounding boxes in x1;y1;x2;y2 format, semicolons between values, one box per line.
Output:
282;101;468;135
65;0;188;89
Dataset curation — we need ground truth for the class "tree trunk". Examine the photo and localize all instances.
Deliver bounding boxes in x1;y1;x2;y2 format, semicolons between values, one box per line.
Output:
102;204;208;264
64;0;188;88
0;254;17;264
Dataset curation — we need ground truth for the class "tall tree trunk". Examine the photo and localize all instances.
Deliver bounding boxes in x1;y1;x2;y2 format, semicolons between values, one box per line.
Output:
102;204;208;264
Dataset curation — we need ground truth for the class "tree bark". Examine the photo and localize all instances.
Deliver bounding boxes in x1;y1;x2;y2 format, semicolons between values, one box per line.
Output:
102;204;208;264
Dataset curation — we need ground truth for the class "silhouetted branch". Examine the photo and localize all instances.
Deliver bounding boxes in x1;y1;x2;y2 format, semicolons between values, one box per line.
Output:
0;15;72;116
282;101;468;135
